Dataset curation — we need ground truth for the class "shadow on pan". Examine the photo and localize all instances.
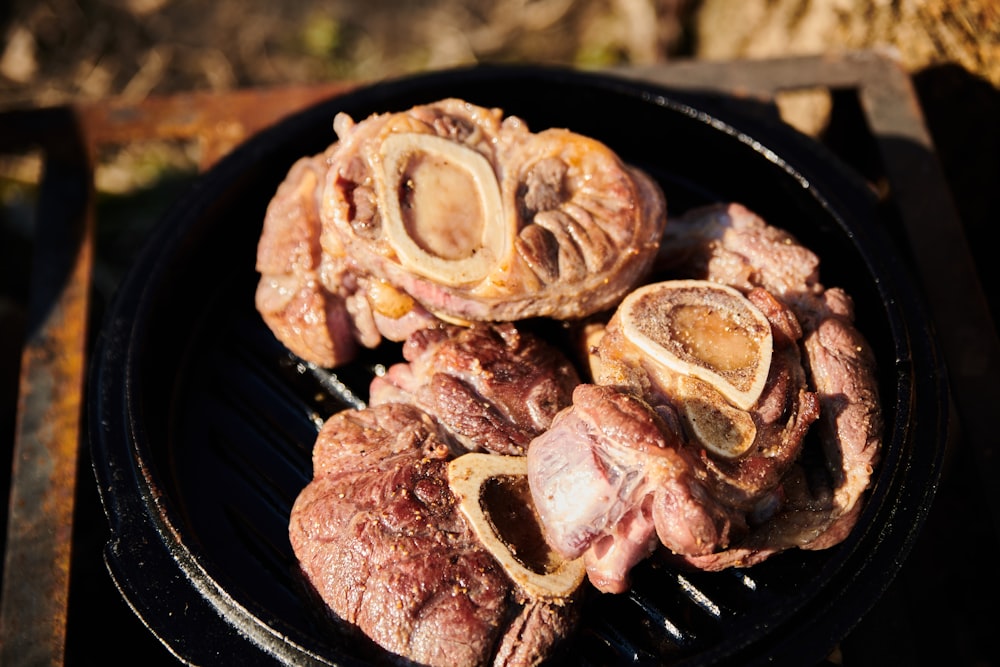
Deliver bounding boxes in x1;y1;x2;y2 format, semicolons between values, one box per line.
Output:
87;64;948;666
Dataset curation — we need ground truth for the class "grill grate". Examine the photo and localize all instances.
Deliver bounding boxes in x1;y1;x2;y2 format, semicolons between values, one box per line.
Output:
148;226;894;666
174;282;764;663
0;55;965;664
87;62;948;666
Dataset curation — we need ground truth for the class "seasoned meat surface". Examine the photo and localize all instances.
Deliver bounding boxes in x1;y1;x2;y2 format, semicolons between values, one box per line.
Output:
656;202;882;568
324;99;666;324
594;284;821;510
256;98;667;368
255;150;438;367
369;323;580;456
254;152;360;368
289;403;579;667
528;384;746;593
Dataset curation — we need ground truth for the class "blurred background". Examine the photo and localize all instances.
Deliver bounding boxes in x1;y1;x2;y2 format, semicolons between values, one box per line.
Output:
1;0;997;290
1;0;998;664
1;0;997;107
5;0;998;463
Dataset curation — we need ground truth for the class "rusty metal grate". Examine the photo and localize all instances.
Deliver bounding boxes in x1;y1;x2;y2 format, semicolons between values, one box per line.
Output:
1;51;995;665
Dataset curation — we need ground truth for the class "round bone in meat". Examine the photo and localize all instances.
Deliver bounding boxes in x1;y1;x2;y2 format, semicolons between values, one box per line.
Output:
290;403;580;666
613;280;774;460
256;98;665;368
322;98;667;324
375;132;508;286
447;453;585;600
594;279;820;510
654;202;882;567
527;274;820;589
618;280;773;411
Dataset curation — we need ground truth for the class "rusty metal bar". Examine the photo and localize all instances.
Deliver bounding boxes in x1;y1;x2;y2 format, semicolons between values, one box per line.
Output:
0;81;356;666
853;52;1000;538
623;49;899;98
77;82;356;168
0;107;94;667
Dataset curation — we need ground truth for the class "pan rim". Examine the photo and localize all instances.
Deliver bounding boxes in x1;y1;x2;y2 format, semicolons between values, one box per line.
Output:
88;62;949;666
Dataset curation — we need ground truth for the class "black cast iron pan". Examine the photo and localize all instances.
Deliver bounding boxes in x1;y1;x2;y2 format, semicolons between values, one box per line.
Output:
88;64;949;666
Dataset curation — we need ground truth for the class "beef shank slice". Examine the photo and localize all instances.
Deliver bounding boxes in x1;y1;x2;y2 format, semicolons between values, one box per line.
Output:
290;403;578;667
322;98;667;325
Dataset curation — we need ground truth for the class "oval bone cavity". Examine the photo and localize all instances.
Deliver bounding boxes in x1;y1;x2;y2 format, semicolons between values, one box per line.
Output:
376;133;507;286
620;280;773;411
447;453;585;600
678;376;757;459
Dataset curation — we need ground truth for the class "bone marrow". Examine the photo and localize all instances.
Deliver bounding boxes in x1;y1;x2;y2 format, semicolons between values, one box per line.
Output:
619;280;773;411
376;132;507;285
448;453;585;600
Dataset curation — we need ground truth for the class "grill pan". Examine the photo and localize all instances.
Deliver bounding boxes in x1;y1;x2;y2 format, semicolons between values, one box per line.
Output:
88;65;948;666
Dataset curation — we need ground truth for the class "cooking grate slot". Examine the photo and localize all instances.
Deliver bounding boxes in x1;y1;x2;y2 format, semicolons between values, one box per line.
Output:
78;62;953;666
